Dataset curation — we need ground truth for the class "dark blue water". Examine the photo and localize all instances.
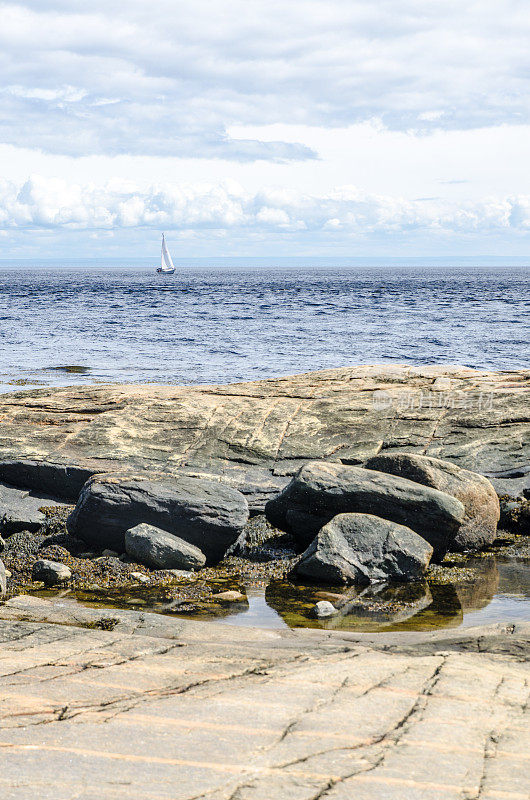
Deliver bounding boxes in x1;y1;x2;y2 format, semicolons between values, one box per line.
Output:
0;265;528;392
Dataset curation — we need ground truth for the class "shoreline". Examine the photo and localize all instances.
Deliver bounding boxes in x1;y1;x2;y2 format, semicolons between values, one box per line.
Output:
1;364;528;798
1;365;528;633
2;506;528;634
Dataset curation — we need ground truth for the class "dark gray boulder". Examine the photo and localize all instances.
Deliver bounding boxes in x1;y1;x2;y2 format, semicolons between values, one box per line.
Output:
67;471;249;564
125;523;206;570
32;559;71;586
295;513;433;585
266;461;464;561
365;453;500;550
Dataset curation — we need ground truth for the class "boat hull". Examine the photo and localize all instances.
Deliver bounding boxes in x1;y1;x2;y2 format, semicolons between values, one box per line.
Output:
156;268;175;274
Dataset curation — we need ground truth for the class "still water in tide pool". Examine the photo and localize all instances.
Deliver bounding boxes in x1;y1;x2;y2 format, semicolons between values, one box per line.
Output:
0;264;529;392
37;550;530;633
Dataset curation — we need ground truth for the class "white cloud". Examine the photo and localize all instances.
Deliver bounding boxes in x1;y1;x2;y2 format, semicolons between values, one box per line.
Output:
1;176;529;242
0;1;528;160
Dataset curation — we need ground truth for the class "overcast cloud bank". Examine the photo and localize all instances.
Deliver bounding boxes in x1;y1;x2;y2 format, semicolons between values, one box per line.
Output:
0;0;529;255
1;0;529;159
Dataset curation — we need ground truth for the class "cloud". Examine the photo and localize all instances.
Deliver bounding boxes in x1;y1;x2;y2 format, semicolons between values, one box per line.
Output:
1;176;529;241
0;1;528;160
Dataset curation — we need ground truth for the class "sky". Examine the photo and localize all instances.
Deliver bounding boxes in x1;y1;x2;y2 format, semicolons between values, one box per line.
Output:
0;0;529;259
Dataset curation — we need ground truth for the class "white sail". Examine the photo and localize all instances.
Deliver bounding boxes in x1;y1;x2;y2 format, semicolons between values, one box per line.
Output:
161;234;174;270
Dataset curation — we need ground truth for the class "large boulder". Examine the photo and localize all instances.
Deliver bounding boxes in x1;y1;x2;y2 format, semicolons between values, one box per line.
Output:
266;461;464;561
365;453;500;550
67;472;249;564
125;523;206;570
295;513;433;585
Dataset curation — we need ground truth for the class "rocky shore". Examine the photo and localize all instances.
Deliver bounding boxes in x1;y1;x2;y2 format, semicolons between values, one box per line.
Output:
0;365;528;622
0;365;528;799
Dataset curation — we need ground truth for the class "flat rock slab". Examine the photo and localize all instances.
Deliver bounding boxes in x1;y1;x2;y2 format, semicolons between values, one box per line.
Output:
0;481;67;534
0;365;528;509
0;596;528;800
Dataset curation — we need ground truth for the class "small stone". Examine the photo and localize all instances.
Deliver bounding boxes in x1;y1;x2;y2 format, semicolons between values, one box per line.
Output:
310;601;338;618
130;572;149;584
5;568;11;578
0;535;4;552
211;590;246;602
32;559;71;586
0;559;6;595
102;549;119;557
78;552;98;559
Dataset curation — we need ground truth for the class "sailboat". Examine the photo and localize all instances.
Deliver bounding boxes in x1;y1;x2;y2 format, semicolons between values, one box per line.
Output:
156;233;176;274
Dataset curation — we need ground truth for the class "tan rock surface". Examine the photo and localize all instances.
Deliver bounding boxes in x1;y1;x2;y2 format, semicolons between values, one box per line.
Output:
0;364;529;508
0;596;528;800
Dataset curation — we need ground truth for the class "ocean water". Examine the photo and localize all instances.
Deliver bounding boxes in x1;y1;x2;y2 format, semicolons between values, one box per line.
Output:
0;263;529;392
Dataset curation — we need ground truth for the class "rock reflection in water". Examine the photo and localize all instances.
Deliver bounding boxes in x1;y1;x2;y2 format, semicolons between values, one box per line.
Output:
265;579;463;632
451;556;499;613
33;544;527;633
266;550;504;632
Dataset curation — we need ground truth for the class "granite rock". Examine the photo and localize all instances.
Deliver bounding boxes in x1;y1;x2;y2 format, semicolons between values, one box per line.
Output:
0;481;67;535
267;461;464;560
211;590;247;602
32;559;71;586
310;600;339;618
0;460;93;503
0;365;527;511
295;513;433;585
125;523;206;571
67;471;248;564
365;452;500;550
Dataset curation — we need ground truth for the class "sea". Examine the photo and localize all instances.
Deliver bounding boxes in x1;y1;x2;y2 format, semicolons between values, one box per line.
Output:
0;259;528;393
